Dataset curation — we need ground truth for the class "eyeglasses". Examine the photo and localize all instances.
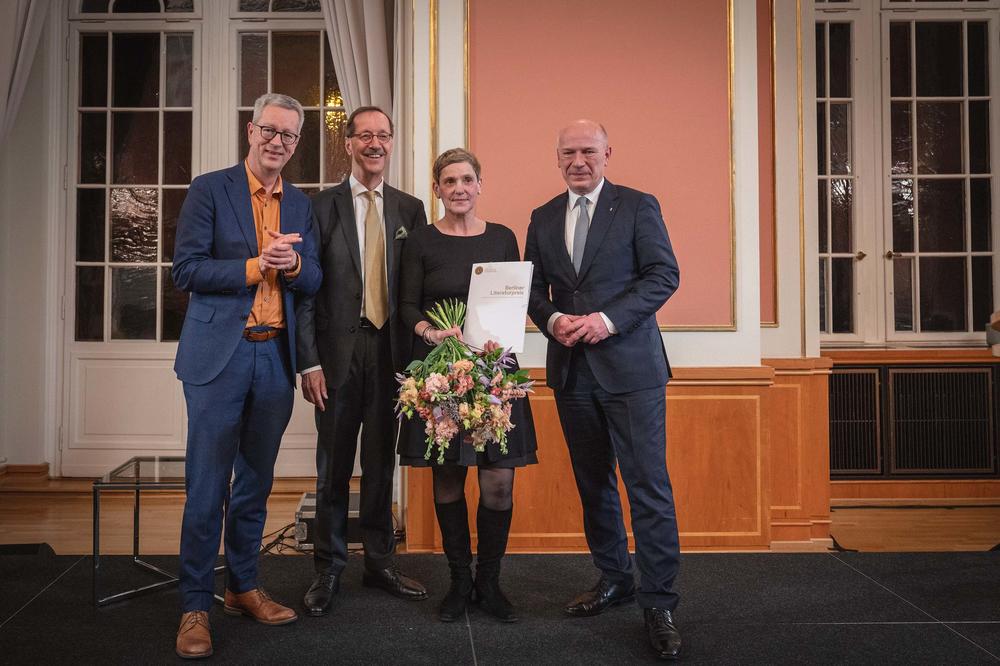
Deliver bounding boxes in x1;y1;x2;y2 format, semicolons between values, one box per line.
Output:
349;132;394;144
253;123;300;145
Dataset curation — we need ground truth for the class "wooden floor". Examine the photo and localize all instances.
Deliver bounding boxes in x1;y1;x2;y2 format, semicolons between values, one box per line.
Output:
1;475;998;555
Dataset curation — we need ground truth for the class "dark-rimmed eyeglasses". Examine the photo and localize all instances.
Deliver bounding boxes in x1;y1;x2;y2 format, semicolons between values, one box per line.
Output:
254;123;300;146
348;132;393;144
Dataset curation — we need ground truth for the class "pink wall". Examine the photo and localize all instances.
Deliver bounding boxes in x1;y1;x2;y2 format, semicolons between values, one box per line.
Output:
468;0;732;327
758;0;777;324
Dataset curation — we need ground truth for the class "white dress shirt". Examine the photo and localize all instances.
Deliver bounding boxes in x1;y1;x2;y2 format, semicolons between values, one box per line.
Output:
546;178;618;337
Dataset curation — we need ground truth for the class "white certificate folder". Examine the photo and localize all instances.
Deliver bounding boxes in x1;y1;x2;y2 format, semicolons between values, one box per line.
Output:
463;261;533;353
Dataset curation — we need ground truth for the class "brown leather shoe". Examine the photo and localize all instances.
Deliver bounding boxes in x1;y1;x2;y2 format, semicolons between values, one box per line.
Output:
176;610;212;659
223;587;298;625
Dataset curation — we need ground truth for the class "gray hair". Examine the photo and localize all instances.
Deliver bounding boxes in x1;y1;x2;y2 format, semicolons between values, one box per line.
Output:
252;93;304;132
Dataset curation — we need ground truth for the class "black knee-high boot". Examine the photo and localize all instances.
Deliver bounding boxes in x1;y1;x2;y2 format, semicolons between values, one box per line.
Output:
474;504;517;622
435;499;473;622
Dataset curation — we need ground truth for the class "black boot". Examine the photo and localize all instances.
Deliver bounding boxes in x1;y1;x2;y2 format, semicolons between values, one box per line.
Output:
435;499;473;622
473;504;517;622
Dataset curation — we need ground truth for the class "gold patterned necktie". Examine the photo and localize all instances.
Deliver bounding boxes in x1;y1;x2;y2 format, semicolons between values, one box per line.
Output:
363;190;388;328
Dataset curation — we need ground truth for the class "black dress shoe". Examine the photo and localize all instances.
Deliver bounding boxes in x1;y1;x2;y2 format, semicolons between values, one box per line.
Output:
564;578;635;617
644;608;682;660
362;566;429;600
303;571;340;616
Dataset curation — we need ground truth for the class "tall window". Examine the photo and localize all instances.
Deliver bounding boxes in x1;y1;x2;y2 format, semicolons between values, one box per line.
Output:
815;1;998;344
74;29;195;342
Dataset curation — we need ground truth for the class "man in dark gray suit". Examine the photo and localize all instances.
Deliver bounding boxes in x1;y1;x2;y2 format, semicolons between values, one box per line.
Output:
296;106;428;615
525;120;682;660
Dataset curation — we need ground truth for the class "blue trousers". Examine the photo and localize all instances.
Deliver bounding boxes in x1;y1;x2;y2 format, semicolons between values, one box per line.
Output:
554;352;680;611
179;334;293;612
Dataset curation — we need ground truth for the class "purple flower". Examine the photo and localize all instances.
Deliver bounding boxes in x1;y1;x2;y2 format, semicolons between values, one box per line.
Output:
478;375;491;387
433;407;443;420
487;395;501;405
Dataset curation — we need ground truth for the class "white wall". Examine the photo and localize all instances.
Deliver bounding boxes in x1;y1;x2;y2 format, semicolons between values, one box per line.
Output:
0;14;56;466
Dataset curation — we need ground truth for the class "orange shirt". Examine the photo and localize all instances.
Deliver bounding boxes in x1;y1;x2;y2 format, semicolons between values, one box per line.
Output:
243;161;300;329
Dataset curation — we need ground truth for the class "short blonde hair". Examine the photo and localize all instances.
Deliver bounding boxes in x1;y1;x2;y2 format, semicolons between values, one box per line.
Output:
433;148;481;183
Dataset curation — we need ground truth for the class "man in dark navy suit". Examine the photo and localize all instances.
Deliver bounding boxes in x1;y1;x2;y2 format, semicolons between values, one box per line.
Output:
171;93;321;659
525;120;682;660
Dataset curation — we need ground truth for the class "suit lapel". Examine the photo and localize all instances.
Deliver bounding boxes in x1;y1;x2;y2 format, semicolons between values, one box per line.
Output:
334;182;363;278
546;194;576;283
576;180;619;284
224;164;258;256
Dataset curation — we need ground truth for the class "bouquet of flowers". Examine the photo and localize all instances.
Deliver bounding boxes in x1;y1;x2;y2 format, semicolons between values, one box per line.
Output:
395;299;534;464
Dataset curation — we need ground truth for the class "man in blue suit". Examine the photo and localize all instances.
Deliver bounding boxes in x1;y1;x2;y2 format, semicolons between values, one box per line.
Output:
171;93;321;659
525;120;682;661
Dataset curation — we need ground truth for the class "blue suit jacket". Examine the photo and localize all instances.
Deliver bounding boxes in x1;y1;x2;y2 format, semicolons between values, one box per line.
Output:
172;163;322;386
525;180;680;394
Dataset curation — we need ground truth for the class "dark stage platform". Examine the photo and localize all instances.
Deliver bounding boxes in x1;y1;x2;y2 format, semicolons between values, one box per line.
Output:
1;550;998;664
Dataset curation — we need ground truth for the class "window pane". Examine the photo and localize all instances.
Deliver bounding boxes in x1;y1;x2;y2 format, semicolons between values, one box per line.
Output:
831;257;853;333
165;34;193;107
969;101;990;174
972;256;993;331
323;34;342;107
163;111;192;184
240;33;267;107
829;102;851;174
80;112;107;184
273;0;321;11
238;109;252;162
112;33;160;107
239;0;269;11
967;21;988;97
815;23;825;98
283;110;319;184
818;179;828;253
112;267;156;339
915;22;963;97
892;179;914;253
76;267;105;341
114;0;161;12
918;179;965;252
161;267;188;342
162;188;186;262
112;111;159;184
916;102;962;174
819;258;827;332
77;189;106;262
893;257;914;331
272;32;320;107
970;178;991;252
831;178;852;253
828;23;851;98
80;34;108;107
890;22;911;98
82;0;110;11
890;102;912;175
919;257;966;331
164;0;194;11
817;102;827;175
111;187;158;263
323;110;350;184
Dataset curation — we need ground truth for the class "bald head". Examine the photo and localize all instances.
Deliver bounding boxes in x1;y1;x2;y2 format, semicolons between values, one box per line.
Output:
557;119;612;195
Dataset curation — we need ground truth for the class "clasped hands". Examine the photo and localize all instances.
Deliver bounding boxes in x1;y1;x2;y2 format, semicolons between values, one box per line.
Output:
553;313;610;347
423;326;501;353
258;230;301;273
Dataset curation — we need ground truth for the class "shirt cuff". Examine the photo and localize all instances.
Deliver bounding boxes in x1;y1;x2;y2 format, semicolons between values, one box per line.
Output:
245;258;265;286
300;365;322;376
599;312;617;335
546;311;565;335
282;252;302;279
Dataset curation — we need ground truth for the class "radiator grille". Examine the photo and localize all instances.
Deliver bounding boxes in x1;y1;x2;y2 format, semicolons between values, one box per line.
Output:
829;369;881;474
890;369;995;474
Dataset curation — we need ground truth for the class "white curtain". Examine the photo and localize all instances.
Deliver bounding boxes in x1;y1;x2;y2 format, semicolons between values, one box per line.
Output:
321;0;404;185
0;0;50;143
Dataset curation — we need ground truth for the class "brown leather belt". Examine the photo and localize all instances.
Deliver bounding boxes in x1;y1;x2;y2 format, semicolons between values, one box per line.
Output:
243;328;282;342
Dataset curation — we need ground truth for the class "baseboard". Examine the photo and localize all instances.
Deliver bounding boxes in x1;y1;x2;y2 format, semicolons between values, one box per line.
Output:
2;463;50;480
831;479;1000;505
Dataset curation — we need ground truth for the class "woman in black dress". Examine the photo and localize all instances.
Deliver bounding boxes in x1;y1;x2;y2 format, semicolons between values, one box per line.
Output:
398;148;537;623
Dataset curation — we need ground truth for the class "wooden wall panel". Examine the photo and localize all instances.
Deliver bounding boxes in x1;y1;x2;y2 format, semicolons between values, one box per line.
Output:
403;363;835;552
